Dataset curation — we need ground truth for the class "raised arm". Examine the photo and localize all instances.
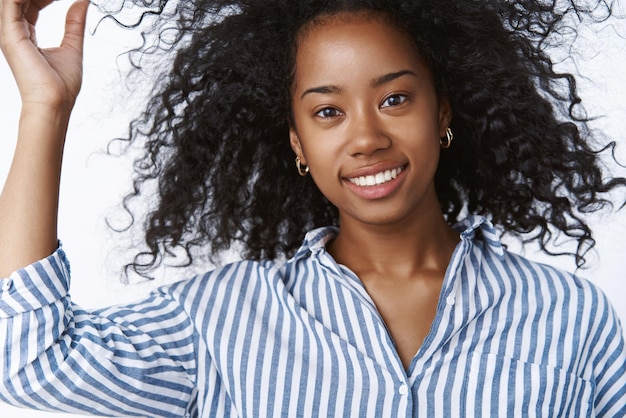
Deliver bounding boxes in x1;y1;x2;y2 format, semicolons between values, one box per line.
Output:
0;0;89;277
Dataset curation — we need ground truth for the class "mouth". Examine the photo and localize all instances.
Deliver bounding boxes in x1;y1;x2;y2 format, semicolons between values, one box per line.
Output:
346;166;404;187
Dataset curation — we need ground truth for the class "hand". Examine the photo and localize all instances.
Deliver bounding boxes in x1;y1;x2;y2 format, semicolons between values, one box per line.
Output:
0;0;89;111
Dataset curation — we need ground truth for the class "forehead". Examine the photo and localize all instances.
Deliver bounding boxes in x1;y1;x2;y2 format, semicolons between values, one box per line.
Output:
293;13;427;89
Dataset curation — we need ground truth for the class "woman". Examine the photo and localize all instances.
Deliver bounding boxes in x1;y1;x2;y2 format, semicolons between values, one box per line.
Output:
1;0;625;416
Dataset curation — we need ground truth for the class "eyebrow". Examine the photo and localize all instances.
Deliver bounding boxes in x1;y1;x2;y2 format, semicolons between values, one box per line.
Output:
300;85;343;100
300;69;417;100
371;70;417;88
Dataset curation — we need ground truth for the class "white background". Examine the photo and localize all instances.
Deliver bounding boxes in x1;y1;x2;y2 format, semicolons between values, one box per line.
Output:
1;2;626;417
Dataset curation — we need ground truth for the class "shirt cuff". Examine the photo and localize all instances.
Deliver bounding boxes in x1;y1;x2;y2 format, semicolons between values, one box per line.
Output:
0;243;71;317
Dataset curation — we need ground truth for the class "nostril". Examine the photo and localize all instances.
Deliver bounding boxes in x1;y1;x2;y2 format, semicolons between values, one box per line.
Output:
346;130;392;156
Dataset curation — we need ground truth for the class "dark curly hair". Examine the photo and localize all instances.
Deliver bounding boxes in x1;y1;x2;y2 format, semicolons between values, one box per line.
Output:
101;0;625;277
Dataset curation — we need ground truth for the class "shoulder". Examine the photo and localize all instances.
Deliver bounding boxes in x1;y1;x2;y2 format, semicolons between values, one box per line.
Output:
495;250;623;364
477;242;617;327
162;258;283;302
459;217;623;358
500;249;611;310
155;228;334;321
462;235;625;386
162;226;335;298
458;215;612;310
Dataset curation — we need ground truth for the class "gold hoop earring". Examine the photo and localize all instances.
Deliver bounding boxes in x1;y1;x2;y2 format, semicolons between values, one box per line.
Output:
295;157;309;176
440;127;453;149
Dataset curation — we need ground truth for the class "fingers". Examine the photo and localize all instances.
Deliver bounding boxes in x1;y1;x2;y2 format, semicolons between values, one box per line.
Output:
0;0;30;54
0;0;90;107
23;0;55;26
61;0;89;54
1;0;89;55
0;0;26;37
0;0;50;50
0;0;54;31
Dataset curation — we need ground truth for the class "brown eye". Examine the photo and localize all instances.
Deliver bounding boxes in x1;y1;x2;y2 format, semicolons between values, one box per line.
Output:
381;94;407;108
315;107;342;118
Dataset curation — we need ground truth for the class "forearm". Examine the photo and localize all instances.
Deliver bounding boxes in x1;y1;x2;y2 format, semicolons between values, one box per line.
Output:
0;103;70;277
0;0;89;277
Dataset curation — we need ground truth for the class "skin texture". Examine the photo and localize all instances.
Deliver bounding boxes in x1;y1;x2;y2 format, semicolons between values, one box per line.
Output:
0;0;89;277
289;14;459;369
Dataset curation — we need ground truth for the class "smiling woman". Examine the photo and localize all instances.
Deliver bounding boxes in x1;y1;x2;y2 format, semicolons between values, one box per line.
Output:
1;0;626;417
290;14;448;227
288;13;458;369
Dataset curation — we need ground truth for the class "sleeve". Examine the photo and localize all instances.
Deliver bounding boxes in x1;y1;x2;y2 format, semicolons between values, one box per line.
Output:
0;246;198;417
589;287;626;417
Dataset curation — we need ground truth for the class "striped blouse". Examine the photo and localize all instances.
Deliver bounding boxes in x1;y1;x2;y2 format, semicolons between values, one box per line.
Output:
1;216;625;417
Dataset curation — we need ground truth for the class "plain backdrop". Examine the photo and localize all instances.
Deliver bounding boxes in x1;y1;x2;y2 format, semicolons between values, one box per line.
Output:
1;2;626;417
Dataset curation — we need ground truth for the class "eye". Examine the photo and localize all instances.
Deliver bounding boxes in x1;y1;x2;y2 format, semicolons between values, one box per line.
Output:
380;94;408;108
315;107;343;119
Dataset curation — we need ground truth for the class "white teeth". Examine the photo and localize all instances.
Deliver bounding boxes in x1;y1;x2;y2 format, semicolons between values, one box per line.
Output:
349;167;403;187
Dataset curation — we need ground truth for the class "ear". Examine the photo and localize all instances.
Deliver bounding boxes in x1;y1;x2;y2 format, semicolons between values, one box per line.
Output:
289;127;306;164
438;96;453;136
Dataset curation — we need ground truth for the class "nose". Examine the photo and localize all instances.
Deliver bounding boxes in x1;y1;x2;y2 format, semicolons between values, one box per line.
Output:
345;108;391;156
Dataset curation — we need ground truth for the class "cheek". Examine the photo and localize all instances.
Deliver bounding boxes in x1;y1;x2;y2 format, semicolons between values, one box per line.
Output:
298;137;343;191
294;124;344;167
393;118;440;152
304;141;342;177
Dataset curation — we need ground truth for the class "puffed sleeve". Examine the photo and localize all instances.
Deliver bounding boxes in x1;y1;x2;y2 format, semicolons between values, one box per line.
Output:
0;246;198;416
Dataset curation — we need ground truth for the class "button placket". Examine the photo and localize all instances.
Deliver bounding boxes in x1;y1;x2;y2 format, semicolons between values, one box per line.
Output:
398;383;408;395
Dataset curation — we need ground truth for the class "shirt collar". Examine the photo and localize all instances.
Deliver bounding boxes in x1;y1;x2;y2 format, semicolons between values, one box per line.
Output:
455;215;505;258
289;215;505;263
289;226;339;262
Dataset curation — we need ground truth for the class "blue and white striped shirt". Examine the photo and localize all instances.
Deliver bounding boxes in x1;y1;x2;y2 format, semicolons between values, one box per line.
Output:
1;216;625;417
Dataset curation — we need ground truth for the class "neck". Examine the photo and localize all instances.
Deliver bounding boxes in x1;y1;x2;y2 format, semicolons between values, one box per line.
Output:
328;207;459;281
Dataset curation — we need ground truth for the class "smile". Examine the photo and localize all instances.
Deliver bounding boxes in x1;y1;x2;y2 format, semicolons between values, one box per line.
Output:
347;166;404;187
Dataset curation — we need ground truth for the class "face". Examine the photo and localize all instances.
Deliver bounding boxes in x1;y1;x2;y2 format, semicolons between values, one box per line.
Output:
289;13;451;229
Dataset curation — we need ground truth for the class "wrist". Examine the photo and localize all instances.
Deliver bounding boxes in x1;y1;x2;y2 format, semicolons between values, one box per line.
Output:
19;102;73;143
20;99;74;120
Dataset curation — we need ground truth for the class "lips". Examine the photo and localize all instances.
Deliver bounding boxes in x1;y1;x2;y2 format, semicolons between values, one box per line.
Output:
346;166;404;187
342;163;407;200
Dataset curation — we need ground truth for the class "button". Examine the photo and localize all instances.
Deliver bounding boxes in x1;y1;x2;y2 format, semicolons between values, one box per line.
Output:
2;279;12;291
398;384;408;395
446;295;455;306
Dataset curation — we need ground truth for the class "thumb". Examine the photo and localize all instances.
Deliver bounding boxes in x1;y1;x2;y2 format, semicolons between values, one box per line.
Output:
60;0;89;53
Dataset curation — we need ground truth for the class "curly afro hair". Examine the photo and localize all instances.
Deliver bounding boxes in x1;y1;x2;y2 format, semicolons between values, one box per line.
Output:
105;0;625;277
